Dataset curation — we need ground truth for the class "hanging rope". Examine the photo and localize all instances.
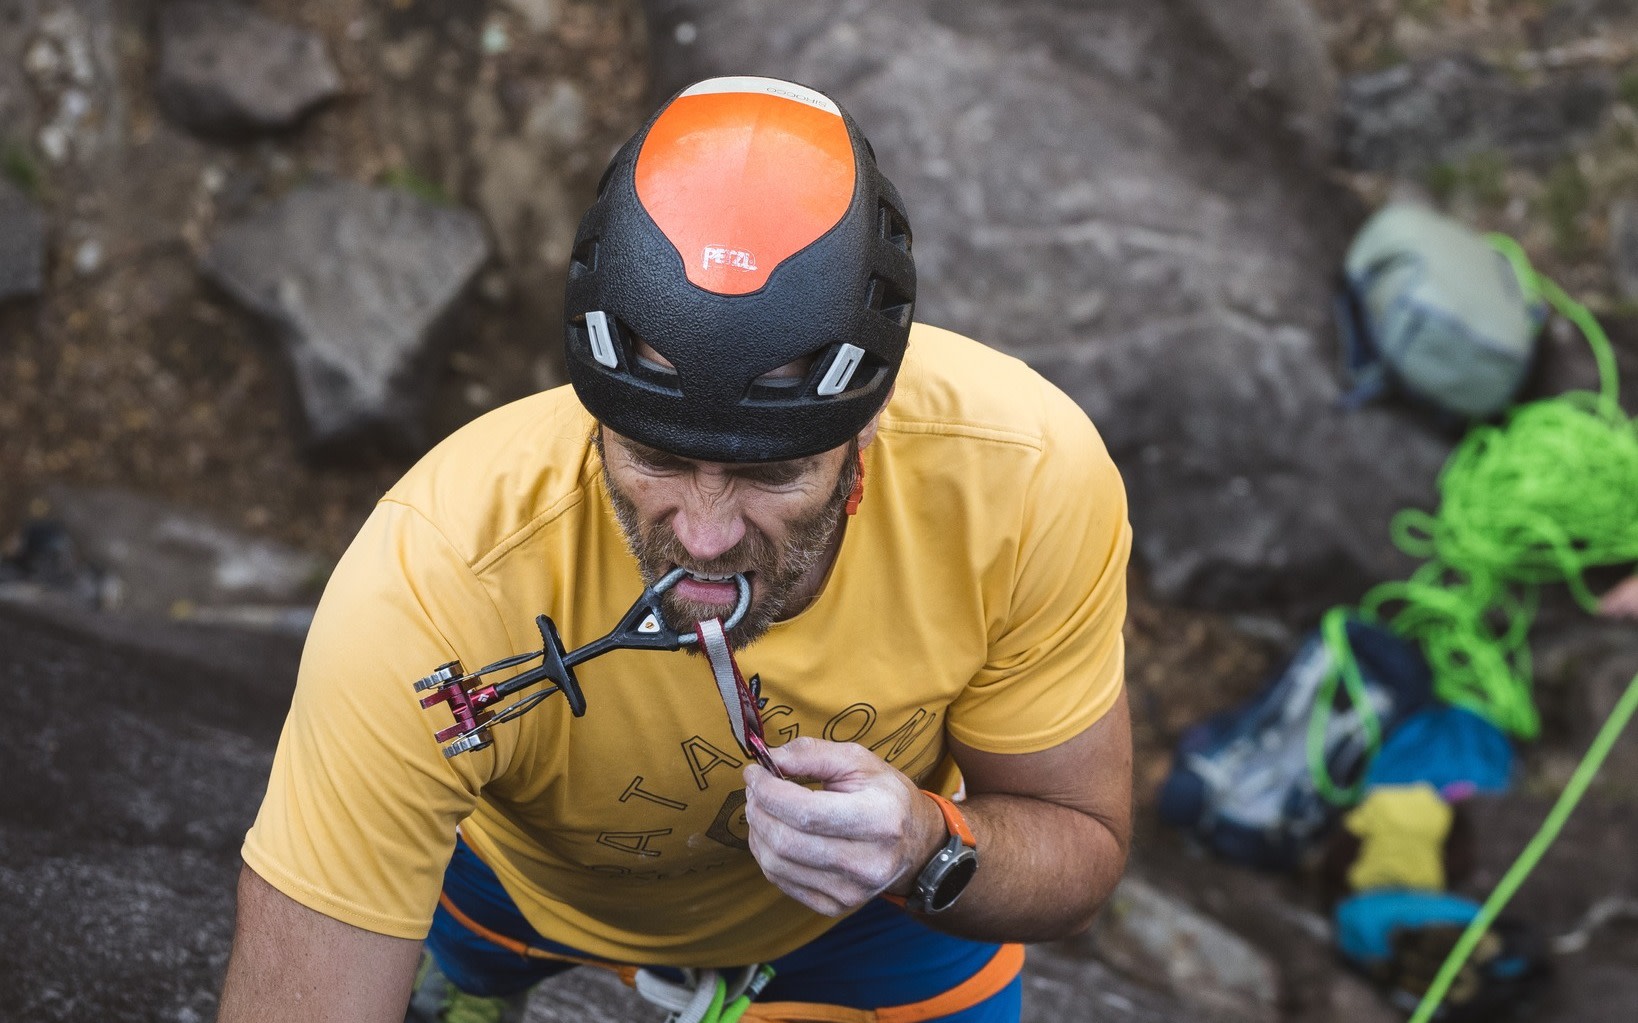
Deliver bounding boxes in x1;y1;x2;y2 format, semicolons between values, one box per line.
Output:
1405;672;1638;1023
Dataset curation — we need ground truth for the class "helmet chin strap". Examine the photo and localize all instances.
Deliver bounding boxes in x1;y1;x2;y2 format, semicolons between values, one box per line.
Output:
844;448;866;517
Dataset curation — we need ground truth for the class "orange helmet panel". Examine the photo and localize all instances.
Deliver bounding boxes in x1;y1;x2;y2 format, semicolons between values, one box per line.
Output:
635;89;856;295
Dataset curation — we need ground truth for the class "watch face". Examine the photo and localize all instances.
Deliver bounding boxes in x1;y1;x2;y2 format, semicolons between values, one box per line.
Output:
928;848;978;912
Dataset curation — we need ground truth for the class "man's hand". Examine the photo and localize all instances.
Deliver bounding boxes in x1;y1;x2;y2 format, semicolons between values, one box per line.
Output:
1599;574;1638;622
743;737;945;916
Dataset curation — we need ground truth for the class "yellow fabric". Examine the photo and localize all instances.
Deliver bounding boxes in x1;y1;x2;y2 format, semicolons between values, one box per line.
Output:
1344;784;1454;893
242;323;1130;965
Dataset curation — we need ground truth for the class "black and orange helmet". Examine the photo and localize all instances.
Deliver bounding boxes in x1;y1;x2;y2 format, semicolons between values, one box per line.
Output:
564;76;915;463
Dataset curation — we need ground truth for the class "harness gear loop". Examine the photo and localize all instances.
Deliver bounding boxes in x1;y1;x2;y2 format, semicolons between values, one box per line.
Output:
635;965;778;1023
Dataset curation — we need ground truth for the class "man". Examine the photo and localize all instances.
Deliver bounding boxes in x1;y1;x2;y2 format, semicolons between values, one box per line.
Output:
217;75;1131;1023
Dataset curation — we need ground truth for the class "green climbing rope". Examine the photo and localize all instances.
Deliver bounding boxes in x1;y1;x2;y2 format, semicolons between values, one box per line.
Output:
1309;607;1385;806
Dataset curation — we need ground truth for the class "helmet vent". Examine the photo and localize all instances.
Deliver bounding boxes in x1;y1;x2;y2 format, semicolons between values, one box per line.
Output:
866;275;913;327
878;202;911;253
569;236;600;278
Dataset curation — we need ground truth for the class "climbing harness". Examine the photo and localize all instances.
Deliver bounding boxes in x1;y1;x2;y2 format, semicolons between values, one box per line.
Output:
438;869;1026;1023
413;568;751;757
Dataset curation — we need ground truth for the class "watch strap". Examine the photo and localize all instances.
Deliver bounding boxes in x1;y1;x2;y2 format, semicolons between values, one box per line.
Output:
921;790;977;849
881;790;976;907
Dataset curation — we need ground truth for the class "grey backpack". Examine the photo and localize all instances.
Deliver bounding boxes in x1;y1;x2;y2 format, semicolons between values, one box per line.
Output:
1337;203;1546;419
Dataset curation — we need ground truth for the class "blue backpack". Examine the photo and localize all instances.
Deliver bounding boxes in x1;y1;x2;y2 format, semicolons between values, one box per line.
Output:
1158;615;1432;870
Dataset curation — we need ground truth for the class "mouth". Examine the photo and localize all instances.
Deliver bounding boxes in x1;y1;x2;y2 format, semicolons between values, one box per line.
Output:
671;567;752;607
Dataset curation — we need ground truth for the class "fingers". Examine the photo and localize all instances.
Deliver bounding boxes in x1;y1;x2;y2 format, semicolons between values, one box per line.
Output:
744;770;906;842
765;735;879;787
1598;576;1638;621
741;738;925;914
744;787;902;915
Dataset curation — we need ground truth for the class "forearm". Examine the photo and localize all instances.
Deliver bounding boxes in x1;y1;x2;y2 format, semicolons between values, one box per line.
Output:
745;698;1133;936
898;791;1128;943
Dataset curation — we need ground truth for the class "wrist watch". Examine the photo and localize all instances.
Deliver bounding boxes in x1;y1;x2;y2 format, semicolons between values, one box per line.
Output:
904;790;979;914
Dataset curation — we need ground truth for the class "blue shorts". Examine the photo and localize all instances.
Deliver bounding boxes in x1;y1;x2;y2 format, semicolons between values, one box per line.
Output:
427;836;1023;1022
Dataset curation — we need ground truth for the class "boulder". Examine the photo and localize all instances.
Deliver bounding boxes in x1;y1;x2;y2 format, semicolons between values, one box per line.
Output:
1182;0;1338;159
0;176;45;302
1339;55;1614;173
1087;876;1280;1023
641;0;1452;615
201;181;490;455
1611;198;1638;303
17;484;327;621
156;1;342;136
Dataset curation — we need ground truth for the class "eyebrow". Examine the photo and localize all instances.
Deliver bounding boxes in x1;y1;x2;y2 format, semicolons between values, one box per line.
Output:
621;439;817;480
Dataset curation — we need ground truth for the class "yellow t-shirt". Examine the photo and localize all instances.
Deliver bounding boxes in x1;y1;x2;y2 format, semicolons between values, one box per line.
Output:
242;324;1130;966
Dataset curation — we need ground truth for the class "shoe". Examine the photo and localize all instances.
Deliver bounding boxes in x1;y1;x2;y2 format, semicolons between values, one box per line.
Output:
406;952;533;1023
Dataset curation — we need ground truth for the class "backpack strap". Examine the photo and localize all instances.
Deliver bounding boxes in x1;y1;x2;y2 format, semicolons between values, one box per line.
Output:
1334;278;1391;410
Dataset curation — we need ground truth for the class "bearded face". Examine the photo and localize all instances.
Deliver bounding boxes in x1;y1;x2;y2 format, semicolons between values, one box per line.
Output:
596;429;859;648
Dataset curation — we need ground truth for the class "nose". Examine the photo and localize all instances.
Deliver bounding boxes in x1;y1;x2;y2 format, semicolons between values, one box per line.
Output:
670;480;747;564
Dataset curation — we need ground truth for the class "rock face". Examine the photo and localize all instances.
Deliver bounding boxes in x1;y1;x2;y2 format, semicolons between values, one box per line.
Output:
0;606;300;1023
642;0;1452;614
156;1;343;136
0;177;45;302
202;181;491;455
1339;55;1614;173
1088;876;1280;1023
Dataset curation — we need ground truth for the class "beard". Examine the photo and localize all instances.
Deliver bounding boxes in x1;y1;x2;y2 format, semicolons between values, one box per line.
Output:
597;434;859;648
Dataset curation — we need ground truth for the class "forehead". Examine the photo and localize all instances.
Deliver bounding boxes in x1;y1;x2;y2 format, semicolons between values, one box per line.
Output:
605;428;825;471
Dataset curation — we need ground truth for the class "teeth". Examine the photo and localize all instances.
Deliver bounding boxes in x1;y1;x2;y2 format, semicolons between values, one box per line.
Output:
686;571;736;581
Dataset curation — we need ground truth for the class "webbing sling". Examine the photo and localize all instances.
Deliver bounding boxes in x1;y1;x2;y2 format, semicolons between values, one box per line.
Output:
438;887;1024;1022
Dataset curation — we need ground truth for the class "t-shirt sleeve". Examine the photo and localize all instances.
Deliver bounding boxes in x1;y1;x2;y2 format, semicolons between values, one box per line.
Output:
241;500;513;938
944;381;1131;754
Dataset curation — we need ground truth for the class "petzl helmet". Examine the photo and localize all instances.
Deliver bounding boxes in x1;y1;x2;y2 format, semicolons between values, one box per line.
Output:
564;75;915;462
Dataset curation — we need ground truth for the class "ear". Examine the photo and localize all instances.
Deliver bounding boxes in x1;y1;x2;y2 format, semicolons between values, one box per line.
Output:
855;387;894;452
